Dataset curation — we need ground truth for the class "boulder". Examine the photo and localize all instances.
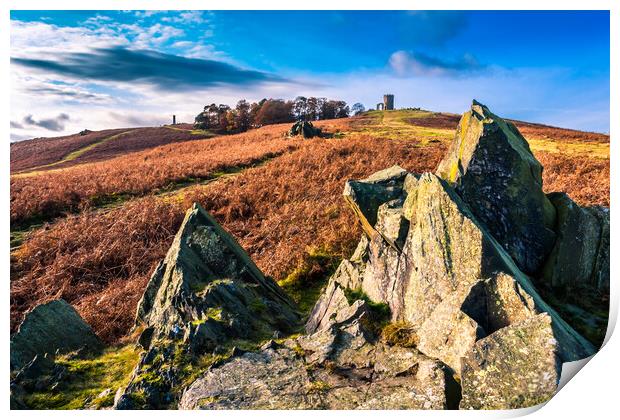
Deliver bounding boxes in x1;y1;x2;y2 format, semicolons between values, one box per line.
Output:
181;329;456;410
460;314;561;409
10;299;102;371
134;202;299;347
116;203;300;409
306;278;368;335
289;120;321;138
435;100;556;274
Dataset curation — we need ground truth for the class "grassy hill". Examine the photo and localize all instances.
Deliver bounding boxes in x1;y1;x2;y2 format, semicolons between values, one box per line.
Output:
10;109;609;344
10;125;213;174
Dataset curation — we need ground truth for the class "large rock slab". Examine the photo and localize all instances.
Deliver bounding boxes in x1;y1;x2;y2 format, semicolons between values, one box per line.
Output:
541;192;601;291
180;339;456;410
10;299;102;371
436;100;556;274
587;206;610;294
460;314;561;409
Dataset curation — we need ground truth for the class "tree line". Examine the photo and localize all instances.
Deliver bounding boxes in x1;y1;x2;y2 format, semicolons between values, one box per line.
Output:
194;97;366;133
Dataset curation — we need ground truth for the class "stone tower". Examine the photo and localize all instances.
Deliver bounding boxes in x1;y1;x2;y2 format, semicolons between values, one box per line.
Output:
383;94;394;110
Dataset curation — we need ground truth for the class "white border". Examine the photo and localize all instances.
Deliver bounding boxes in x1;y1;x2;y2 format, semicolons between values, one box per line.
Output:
2;2;617;419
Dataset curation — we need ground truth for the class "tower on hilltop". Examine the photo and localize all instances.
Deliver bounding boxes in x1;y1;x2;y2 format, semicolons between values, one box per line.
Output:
383;94;394;110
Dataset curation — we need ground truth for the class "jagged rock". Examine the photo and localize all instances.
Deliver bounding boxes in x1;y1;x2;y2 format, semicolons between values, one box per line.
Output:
10;299;102;371
306;278;366;334
587;206;610;294
460;314;560;409
181;282;457;410
436;100;556;274
375;198;409;249
542;193;601;291
416;283;485;373
343;165;408;244
116;203;300;409
134;203;299;346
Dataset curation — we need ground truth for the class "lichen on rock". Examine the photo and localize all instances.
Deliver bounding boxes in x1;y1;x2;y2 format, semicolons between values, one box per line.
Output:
115;203;301;408
436;100;556;275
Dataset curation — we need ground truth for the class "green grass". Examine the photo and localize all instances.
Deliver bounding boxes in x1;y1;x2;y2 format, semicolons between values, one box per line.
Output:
23;345;140;410
343;287;391;333
347;109;454;144
164;126;214;137
278;246;341;315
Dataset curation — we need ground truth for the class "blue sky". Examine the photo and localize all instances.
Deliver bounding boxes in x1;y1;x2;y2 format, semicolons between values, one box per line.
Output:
10;10;610;140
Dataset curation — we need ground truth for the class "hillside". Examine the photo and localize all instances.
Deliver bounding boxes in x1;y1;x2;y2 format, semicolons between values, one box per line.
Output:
10;108;609;347
10;125;213;174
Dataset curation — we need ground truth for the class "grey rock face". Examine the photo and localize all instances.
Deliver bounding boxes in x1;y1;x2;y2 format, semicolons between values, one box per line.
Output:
10;299;102;371
436;100;556;275
326;132;600;408
346;170;594;364
460;314;561;409
181;309;456;410
586;206;610;294
542;193;601;291
343;165;408;247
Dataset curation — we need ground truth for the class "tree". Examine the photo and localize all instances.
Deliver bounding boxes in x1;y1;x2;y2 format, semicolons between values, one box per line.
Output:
234;100;252;131
306;97;319;121
254;99;294;126
351;103;365;116
293;96;308;121
217;104;231;132
334;100;350;118
250;99;267;127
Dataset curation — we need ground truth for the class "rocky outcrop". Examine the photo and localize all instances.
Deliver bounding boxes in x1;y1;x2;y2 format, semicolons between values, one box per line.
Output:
181;294;458;410
305;101;602;409
134;203;299;348
343;165;409;248
341;168;594;361
114;203;300;409
10;299;102;372
117;101;604;411
436;100;556;275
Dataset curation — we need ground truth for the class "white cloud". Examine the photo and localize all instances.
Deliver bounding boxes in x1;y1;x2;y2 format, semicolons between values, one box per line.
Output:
162;11;208;25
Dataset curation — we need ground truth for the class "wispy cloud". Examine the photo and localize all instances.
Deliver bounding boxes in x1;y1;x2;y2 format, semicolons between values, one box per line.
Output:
12;46;288;91
388;50;484;77
13;113;71;132
20;80;111;102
